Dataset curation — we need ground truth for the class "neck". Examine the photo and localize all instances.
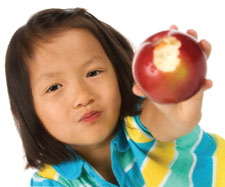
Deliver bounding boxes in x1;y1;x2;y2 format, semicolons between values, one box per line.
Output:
78;138;112;168
72;127;115;165
70;128;119;185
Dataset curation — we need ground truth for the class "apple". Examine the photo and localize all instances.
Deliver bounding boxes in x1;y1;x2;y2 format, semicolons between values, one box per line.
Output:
132;29;207;103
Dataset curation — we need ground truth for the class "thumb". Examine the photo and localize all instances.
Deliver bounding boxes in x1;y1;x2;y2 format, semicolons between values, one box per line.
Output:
132;84;145;97
202;79;213;91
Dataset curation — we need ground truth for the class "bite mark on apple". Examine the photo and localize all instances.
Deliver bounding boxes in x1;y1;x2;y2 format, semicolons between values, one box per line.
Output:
154;36;181;72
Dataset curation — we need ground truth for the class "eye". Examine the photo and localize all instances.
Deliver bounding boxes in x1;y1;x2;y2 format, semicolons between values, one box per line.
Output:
46;84;62;93
86;70;102;77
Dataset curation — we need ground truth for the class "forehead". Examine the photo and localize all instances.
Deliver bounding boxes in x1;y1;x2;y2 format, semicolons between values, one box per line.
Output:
29;29;108;69
29;29;111;81
34;29;102;58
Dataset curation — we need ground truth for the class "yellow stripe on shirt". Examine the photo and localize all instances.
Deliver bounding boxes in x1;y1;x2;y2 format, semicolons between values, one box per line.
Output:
125;116;153;143
212;134;225;187
142;141;176;186
38;164;58;180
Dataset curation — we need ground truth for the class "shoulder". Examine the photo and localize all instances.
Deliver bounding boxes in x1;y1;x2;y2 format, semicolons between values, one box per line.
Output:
122;97;154;143
123;114;154;143
29;158;93;187
30;163;71;186
31;170;63;187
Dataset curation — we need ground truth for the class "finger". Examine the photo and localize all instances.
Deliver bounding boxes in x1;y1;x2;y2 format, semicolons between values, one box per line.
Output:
199;39;212;59
194;79;212;99
132;84;145;97
170;25;178;30
187;29;198;39
202;79;213;91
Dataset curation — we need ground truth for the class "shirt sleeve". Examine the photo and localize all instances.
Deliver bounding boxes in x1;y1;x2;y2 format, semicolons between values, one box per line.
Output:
124;112;214;149
123;97;155;143
124;114;155;143
31;172;64;187
124;113;225;186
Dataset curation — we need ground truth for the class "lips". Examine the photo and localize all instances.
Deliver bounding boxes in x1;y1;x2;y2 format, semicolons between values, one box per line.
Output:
79;111;101;123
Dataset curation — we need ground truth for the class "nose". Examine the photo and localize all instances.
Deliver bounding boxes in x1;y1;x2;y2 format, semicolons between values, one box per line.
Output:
72;83;95;109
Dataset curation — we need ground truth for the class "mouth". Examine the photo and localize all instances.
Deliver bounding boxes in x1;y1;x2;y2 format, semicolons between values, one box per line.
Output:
79;111;101;123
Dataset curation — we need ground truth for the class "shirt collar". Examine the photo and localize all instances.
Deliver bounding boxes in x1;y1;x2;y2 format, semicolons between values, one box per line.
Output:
52;151;84;180
111;121;130;152
52;121;129;180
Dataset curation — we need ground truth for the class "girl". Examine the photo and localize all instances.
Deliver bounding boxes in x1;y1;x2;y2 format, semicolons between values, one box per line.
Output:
5;8;225;187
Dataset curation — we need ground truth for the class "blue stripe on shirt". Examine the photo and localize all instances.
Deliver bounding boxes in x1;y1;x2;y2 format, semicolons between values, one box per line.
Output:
192;132;216;186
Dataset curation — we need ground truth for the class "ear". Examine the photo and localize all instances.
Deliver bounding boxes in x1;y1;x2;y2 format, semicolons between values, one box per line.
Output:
132;84;146;97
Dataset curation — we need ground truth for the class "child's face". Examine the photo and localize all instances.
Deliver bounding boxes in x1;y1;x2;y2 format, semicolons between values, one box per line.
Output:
29;29;122;149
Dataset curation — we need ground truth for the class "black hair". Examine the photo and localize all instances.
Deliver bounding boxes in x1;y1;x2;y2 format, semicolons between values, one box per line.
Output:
5;8;140;169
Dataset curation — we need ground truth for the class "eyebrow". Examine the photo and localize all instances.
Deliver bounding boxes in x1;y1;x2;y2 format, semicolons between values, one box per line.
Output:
38;72;63;81
82;56;105;67
32;72;63;89
33;56;105;86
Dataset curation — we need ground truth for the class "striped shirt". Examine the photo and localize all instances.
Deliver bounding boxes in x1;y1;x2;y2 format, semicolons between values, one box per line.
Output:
31;114;225;187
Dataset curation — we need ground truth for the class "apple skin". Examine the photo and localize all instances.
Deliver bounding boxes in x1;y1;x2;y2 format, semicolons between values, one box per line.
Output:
132;29;207;103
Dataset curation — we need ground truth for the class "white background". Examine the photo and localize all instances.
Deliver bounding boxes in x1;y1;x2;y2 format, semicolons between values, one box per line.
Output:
0;0;224;186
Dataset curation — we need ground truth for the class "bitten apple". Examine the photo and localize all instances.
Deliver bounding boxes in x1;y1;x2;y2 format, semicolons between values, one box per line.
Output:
132;29;207;103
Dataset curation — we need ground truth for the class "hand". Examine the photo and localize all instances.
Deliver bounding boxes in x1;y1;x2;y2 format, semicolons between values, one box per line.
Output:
133;25;213;141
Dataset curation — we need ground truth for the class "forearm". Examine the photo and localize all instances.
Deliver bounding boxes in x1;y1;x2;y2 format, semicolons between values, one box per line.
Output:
139;99;201;142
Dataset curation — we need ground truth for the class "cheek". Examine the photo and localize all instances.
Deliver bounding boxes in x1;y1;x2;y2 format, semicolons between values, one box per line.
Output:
35;101;73;142
104;77;121;112
111;85;122;111
34;98;67;132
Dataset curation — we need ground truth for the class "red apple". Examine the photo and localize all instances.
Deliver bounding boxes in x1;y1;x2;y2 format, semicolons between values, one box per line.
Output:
132;29;207;103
